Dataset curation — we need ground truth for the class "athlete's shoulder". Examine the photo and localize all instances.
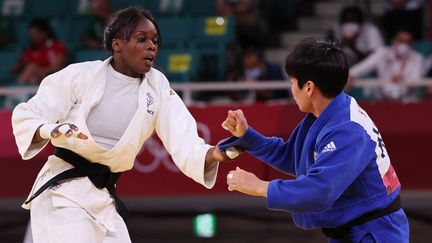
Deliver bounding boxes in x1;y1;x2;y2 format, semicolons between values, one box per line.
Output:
146;67;170;88
68;60;106;72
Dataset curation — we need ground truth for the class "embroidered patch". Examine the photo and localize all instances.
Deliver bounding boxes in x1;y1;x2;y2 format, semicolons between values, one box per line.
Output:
146;92;154;115
169;89;176;96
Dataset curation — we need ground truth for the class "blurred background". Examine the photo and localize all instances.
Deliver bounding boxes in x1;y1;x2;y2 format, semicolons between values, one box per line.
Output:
0;0;431;242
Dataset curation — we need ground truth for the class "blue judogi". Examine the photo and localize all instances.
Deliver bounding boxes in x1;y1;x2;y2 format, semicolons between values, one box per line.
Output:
220;92;409;242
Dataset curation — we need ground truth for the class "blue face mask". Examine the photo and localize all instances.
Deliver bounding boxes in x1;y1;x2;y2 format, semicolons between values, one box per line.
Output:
245;67;262;79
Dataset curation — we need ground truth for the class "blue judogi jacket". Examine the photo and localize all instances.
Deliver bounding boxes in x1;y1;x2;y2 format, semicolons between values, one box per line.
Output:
219;92;401;229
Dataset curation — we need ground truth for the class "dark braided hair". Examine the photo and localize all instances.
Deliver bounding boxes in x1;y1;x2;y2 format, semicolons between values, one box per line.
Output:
103;6;161;53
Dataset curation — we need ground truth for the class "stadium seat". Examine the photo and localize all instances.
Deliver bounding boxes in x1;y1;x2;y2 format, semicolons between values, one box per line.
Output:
26;0;69;19
413;41;432;57
1;0;25;17
158;16;193;48
0;50;20;85
14;19;29;48
50;18;72;43
193;16;235;43
73;49;110;62
260;0;295;19
111;0;148;8
183;0;217;16
156;48;198;82
147;0;185;17
69;16;96;50
192;16;235;80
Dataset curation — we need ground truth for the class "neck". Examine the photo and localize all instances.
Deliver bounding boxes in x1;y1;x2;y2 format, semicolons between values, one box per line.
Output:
111;58;143;79
310;95;334;117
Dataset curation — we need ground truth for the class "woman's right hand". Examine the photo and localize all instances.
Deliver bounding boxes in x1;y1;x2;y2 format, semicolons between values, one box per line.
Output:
39;123;88;140
221;109;249;138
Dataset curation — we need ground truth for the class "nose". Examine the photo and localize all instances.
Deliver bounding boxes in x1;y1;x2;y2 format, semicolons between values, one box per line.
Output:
146;39;157;52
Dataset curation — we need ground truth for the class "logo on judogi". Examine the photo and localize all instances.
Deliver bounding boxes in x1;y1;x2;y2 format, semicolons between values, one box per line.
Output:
146;92;154;115
169;88;176;96
322;141;337;153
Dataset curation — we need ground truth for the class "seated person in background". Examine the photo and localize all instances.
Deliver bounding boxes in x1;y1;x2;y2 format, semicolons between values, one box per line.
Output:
327;6;384;66
217;0;268;49
349;30;423;100
382;0;424;41
11;19;67;85
81;0;112;49
229;48;287;101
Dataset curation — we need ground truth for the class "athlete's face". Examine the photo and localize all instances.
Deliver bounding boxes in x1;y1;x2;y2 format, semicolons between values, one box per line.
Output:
290;76;312;113
112;17;159;77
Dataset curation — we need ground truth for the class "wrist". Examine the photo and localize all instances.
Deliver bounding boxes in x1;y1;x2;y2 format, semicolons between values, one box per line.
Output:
258;180;269;198
39;123;58;139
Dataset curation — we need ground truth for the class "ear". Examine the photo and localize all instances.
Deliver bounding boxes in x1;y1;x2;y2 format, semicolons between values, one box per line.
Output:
112;39;121;53
305;81;315;97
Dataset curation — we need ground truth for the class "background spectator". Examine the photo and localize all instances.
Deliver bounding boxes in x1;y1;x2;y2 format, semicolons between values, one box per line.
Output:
327;6;384;67
382;0;424;41
81;0;112;49
11;19;67;84
217;0;268;49
229;48;287;101
349;30;423;100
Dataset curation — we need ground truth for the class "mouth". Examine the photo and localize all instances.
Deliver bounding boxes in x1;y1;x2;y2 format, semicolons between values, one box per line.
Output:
143;55;155;65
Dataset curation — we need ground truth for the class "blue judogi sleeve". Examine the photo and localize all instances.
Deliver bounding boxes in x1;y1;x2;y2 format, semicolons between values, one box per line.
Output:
267;123;376;213
219;126;299;175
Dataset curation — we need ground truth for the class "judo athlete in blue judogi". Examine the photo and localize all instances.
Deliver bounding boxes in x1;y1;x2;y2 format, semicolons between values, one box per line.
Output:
220;39;409;243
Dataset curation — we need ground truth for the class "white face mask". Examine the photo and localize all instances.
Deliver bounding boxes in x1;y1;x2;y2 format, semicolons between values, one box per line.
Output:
393;43;410;56
341;22;360;38
245;67;262;79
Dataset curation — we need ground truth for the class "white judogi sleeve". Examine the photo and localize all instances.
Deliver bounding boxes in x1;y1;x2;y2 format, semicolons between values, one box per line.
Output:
12;67;78;160
155;77;219;189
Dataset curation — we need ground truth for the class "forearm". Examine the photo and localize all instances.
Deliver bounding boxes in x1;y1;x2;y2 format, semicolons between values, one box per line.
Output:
205;147;217;168
31;125;46;144
205;146;230;169
255;180;269;198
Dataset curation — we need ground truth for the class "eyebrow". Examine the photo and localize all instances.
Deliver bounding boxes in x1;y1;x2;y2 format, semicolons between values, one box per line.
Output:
134;30;158;35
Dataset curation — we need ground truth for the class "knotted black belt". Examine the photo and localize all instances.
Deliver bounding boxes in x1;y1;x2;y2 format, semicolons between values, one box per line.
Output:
24;147;128;219
321;195;401;242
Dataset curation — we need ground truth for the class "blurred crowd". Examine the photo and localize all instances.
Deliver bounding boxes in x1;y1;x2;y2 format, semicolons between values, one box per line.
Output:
0;0;431;102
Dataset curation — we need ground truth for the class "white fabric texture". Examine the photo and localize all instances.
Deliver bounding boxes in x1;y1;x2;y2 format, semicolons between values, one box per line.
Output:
350;47;423;98
86;64;140;149
12;57;220;241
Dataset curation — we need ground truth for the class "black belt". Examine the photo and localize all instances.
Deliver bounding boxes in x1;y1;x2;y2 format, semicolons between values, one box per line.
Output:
24;147;128;219
322;195;401;243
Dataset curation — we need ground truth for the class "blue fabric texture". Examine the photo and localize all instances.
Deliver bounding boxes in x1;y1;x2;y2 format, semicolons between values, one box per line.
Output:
218;92;409;241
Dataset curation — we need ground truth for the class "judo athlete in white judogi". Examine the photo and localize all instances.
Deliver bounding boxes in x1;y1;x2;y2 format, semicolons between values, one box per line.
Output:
12;7;230;243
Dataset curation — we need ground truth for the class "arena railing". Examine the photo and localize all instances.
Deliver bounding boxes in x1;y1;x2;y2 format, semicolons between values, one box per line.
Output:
0;79;431;106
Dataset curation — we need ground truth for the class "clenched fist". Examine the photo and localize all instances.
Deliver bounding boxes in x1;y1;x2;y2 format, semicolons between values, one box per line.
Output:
221;109;248;138
227;167;269;197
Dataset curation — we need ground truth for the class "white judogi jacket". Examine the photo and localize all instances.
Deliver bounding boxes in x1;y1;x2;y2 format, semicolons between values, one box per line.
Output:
12;58;219;231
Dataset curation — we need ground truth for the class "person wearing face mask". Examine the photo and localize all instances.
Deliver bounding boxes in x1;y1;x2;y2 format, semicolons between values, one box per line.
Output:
349;30;423;100
230;48;287;101
327;6;384;67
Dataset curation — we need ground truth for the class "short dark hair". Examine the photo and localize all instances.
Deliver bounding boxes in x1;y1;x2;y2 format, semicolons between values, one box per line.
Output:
339;6;364;24
29;18;56;39
285;38;348;98
103;6;161;53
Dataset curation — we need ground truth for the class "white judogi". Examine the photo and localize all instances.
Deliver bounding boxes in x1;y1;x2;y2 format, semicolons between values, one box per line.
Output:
12;57;219;242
